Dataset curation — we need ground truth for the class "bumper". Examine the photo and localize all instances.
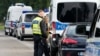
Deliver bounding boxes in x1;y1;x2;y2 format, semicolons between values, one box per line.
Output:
61;48;86;51
21;34;33;37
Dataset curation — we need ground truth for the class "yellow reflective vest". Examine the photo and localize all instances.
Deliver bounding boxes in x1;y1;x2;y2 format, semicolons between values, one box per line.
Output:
32;17;42;35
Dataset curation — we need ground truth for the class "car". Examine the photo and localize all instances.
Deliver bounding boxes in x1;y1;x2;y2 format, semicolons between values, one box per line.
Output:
49;24;90;56
4;3;33;36
15;11;38;41
58;24;90;56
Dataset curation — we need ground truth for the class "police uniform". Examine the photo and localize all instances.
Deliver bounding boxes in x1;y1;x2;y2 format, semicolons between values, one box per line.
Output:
32;16;49;56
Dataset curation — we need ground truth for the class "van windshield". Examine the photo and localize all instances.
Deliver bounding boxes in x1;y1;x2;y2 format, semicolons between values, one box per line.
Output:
57;2;96;23
25;14;37;22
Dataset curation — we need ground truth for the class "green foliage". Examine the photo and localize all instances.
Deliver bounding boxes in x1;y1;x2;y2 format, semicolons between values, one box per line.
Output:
0;0;50;22
0;23;4;30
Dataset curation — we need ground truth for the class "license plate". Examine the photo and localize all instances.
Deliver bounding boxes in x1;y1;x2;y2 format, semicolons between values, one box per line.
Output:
6;29;9;32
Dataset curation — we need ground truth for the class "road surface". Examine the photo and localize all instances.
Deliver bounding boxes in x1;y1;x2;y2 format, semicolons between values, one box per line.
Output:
0;30;33;56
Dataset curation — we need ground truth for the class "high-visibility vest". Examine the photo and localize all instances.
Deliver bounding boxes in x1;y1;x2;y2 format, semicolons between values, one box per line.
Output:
32;17;42;35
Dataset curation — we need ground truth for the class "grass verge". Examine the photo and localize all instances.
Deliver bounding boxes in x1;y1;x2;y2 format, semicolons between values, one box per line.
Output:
0;23;4;30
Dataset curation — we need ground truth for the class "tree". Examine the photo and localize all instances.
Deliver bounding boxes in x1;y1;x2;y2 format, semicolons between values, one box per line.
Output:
0;0;51;22
33;0;50;9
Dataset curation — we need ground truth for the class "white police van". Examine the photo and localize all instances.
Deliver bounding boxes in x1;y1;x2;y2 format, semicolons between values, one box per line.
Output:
50;0;100;35
49;0;100;56
15;11;38;41
4;3;33;36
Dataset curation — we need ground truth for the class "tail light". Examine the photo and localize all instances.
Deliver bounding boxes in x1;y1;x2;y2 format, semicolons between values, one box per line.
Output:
10;21;13;27
62;38;78;44
52;22;56;28
22;23;25;33
52;22;56;38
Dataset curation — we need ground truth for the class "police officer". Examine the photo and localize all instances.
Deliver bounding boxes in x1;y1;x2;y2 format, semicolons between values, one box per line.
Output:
32;10;50;56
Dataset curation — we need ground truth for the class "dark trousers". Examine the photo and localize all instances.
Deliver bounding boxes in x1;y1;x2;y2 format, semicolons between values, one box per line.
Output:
33;35;50;56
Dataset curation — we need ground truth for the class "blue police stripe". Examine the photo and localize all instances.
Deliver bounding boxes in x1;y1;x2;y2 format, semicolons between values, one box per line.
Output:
12;21;17;27
22;11;33;13
23;23;32;28
55;22;68;30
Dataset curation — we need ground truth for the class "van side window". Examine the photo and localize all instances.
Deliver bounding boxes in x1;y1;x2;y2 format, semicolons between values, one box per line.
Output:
25;14;36;22
57;2;96;23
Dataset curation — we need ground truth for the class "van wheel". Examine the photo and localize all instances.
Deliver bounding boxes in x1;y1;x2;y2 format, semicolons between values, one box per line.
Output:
15;30;20;39
13;29;16;37
17;36;20;39
9;29;12;36
5;31;8;35
9;33;12;36
16;32;20;39
20;34;24;41
16;35;20;39
12;32;16;37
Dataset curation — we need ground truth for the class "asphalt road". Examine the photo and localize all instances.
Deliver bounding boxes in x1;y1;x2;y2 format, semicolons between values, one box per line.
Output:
0;30;33;56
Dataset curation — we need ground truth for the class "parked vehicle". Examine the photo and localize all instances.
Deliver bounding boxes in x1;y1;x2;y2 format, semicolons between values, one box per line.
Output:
15;11;38;41
49;24;90;56
4;3;33;36
86;7;100;56
49;0;100;56
58;24;89;56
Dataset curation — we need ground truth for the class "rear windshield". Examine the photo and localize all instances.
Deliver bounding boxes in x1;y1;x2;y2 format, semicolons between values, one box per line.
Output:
66;25;89;36
25;14;37;22
57;2;96;23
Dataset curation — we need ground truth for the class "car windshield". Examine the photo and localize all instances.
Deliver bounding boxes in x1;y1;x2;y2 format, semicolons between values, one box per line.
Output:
25;14;37;22
57;2;96;23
